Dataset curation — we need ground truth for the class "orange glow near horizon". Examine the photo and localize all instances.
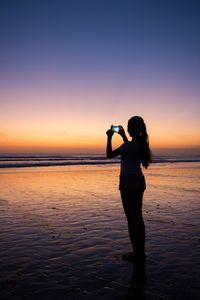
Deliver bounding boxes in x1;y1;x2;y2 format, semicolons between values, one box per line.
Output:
1;123;200;154
1;70;200;154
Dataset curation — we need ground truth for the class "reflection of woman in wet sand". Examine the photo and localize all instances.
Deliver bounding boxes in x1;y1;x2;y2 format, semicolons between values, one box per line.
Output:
106;116;151;272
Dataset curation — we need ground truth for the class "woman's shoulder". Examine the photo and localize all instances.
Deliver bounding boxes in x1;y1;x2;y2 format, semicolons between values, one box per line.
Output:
122;140;138;147
121;140;139;151
120;141;130;150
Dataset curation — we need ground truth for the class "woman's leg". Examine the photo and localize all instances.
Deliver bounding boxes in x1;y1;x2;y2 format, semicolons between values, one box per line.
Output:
120;189;145;260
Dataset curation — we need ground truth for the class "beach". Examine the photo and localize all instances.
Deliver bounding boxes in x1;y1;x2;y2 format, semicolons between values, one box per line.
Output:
0;163;199;300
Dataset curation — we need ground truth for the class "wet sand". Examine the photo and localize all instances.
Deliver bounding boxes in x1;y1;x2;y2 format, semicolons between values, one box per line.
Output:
0;163;199;299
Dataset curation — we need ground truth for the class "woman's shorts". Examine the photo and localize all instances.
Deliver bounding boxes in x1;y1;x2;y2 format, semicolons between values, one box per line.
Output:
119;173;146;193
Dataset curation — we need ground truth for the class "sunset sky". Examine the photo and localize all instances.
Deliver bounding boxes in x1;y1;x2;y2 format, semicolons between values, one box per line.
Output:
1;0;200;153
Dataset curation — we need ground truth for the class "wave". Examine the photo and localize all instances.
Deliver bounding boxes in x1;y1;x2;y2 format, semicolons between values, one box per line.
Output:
0;154;200;169
0;155;119;168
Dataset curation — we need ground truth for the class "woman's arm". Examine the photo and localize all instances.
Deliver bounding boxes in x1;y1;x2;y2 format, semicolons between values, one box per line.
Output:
106;129;121;158
118;126;128;143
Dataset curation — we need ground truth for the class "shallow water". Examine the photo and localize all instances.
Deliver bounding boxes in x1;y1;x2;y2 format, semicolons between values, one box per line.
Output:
0;163;199;299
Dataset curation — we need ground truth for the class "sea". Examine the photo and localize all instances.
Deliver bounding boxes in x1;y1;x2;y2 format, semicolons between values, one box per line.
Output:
0;150;200;168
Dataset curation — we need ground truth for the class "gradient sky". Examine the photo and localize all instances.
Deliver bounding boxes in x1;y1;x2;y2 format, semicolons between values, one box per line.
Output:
1;0;200;153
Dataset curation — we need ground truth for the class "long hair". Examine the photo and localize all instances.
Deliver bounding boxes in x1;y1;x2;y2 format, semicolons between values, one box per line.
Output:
128;116;152;168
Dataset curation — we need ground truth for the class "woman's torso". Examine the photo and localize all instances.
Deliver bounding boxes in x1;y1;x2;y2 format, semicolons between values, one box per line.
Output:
119;140;146;192
120;140;142;175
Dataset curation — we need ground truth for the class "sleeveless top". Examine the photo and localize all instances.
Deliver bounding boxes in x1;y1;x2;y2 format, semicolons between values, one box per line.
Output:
119;140;146;192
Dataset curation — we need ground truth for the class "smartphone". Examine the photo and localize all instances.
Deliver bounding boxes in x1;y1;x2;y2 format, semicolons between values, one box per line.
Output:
111;125;122;133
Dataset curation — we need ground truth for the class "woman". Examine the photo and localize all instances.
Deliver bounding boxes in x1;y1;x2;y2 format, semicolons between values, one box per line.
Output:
106;116;151;268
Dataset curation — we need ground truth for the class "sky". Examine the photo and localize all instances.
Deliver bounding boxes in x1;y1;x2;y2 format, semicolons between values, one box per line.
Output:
0;0;200;153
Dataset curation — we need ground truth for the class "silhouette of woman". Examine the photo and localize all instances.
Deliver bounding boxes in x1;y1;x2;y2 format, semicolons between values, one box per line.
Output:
106;116;151;270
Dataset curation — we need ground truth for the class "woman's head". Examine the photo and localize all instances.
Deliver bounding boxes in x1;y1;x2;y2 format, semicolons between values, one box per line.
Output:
128;116;151;168
127;116;147;138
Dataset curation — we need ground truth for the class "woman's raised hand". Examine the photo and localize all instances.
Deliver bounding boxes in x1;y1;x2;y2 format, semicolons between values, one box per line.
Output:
106;128;114;138
118;126;128;142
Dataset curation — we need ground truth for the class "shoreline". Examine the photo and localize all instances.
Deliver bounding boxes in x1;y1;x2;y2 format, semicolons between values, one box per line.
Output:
1;153;200;170
0;161;200;174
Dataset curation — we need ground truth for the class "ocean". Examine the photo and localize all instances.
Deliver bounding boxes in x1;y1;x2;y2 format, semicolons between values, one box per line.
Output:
0;151;200;168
